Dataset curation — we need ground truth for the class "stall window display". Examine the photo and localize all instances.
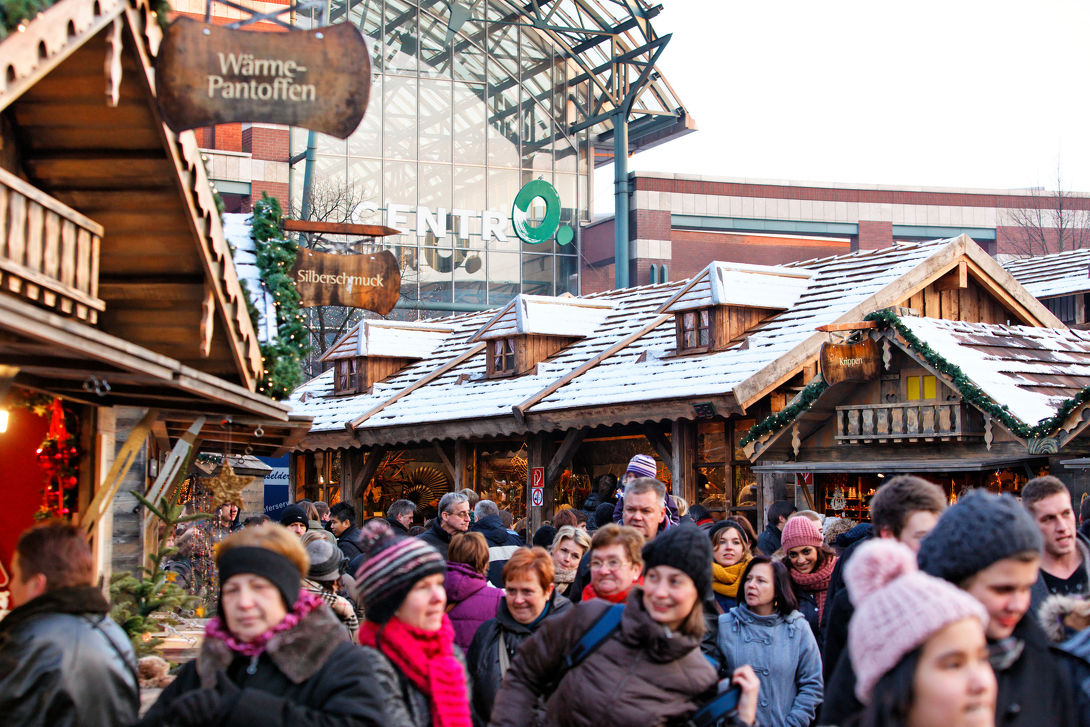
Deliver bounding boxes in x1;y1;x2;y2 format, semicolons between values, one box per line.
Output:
696;420;757;527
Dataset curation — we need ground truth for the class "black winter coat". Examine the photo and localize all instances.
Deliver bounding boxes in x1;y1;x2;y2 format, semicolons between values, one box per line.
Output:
139;605;387;727
466;592;572;724
0;586;138;727
821;615;1076;727
337;525;364;561
471;514;525;585
417;518;453;560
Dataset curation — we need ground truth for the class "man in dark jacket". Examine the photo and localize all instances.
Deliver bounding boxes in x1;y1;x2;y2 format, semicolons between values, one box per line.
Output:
821;476;945;682
385;498;416;535
417;490;470;560
824;490;1075;727
329;502;364;561
756;500;795;556
1021;476;1090;615
0;522;139;727
470;499;525;585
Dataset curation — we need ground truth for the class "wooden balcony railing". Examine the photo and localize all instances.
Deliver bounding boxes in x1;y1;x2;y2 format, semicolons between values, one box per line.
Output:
836;400;982;443
0;165;105;323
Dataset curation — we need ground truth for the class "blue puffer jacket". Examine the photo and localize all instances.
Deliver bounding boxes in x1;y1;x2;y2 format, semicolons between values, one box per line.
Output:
716;605;823;727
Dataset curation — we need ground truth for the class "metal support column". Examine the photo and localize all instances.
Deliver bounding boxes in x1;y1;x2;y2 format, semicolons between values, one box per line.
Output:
613;110;629;289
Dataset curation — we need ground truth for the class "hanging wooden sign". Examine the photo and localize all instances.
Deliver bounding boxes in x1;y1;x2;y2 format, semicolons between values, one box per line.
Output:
291;249;401;314
820;338;881;384
156;17;371;138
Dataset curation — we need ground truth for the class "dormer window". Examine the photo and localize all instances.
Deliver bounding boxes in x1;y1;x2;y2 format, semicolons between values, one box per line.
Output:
490;338;517;376
334;358;363;395
471;294;614;379
678;309;711;352
659;262;815;355
320;319;454;396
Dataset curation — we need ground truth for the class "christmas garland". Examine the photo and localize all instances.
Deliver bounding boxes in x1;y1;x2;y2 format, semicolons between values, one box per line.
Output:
739;377;829;447
248;194;309;399
864;309;1090;439
0;0;169;38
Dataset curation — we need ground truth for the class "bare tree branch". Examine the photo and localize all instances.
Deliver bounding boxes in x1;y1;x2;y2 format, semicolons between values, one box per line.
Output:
1006;168;1090;256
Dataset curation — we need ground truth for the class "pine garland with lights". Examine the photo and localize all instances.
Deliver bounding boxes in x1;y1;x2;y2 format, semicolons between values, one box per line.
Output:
740;377;829;447
248;193;309;399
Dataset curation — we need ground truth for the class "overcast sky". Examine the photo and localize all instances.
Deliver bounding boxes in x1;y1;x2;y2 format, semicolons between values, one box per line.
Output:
593;0;1090;213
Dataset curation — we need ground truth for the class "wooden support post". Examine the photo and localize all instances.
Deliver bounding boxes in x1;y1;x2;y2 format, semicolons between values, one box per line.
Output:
527;434;548;534
546;429;586;489
82;408;158;534
350;447;386;514
670;420;695;501
454;440;466;490
642;423;675;475
432;440;456;482
758;472;774;531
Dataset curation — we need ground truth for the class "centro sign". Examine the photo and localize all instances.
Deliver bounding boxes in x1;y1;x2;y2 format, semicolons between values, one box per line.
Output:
382;180;574;271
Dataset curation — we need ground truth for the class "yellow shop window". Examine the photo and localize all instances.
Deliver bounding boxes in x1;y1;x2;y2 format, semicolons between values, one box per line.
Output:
906;375;937;401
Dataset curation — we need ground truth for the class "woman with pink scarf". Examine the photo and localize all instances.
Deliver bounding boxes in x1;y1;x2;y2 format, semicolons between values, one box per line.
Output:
137;523;387;727
780;515;837;640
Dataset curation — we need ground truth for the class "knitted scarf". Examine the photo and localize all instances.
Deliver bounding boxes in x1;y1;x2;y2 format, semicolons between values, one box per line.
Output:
582;575;643;604
205;589;323;658
788;556;837;621
358;614;472;727
712;557;751;599
554;568;577;595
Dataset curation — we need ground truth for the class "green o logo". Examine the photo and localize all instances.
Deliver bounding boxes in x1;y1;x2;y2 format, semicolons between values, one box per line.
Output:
511;179;574;246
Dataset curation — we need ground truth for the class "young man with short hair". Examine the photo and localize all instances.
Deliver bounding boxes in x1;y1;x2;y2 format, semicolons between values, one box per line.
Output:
821;475;946;682
329;501;363;560
916;490;1074;727
756;500;796;556
1022;475;1090;614
417;490;470;560
0;523;139;727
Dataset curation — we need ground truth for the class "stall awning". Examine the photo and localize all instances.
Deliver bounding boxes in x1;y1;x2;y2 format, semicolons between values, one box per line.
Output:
753;455;1044;474
0;292;310;453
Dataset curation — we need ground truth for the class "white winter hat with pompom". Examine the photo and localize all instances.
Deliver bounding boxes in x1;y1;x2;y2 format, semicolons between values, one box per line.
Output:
845;538;989;703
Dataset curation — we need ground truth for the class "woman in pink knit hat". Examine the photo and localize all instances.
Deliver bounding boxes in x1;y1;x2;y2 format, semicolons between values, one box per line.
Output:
779;514;837;639
844;538;995;727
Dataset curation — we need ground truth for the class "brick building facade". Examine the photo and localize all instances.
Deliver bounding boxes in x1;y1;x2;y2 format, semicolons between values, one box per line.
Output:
582;173;1090;294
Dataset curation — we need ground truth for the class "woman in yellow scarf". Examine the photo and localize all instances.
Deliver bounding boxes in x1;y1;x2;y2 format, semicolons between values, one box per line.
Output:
710;520;752;614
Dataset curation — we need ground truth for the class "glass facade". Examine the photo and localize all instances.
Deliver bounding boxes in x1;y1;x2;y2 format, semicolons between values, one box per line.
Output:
291;1;592;314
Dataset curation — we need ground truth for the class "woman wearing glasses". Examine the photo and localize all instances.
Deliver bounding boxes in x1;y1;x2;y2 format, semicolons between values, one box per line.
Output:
580;524;644;603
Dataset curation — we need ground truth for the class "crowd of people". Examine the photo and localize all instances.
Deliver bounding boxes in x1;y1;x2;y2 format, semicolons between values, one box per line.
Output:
4;458;1090;726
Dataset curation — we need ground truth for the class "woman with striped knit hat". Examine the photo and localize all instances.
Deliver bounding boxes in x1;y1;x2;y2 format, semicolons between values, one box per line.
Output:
355;536;474;727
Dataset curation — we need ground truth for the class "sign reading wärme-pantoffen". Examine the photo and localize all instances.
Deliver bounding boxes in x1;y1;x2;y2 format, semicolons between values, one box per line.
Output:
291;249;401;315
156;18;371;139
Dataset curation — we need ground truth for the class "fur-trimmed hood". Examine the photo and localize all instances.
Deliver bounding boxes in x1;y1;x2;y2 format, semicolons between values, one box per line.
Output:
196;603;348;686
1039;593;1090;644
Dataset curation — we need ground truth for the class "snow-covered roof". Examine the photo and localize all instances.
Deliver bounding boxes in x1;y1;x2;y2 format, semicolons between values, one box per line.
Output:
1003;248;1090;298
321;319;455;362
470;294;615;341
896;317;1090;427
659;261;815;314
290;236;1055;441
224;213;277;343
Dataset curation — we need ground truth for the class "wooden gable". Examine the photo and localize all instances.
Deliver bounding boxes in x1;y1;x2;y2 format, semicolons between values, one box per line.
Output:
0;0;262;389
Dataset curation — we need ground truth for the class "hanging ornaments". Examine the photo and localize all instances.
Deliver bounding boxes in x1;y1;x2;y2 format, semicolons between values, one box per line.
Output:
203;459;251;509
34;399;79;520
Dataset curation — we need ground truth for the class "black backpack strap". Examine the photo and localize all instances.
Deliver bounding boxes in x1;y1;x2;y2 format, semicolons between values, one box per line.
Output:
686;687;741;727
563;602;625;671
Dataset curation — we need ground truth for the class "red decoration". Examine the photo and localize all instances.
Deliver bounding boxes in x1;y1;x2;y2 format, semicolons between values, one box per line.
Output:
33;399;79;520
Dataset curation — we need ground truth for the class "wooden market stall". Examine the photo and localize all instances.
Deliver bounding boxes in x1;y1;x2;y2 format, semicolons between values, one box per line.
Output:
744;312;1090;518
290;235;1060;532
0;0;310;597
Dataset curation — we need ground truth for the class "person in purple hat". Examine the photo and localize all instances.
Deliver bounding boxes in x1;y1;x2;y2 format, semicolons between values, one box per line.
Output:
611;454;680;526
